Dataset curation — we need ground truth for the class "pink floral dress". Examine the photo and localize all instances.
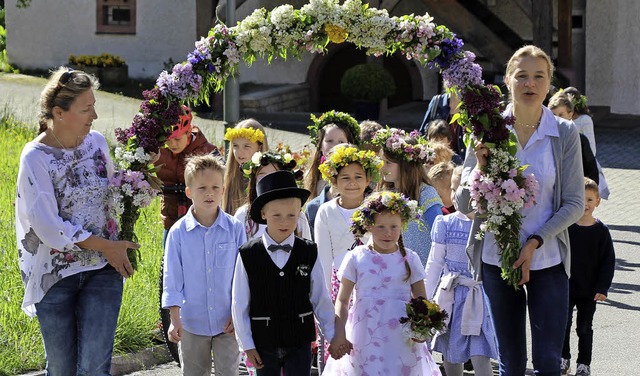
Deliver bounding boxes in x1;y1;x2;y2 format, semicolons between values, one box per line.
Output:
323;245;441;375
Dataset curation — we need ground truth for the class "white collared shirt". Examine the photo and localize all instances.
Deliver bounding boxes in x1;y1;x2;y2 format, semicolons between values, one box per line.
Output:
231;232;335;351
482;105;562;270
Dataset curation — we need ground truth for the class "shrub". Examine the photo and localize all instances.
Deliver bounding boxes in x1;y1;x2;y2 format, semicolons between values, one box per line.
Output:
69;53;126;68
340;63;396;102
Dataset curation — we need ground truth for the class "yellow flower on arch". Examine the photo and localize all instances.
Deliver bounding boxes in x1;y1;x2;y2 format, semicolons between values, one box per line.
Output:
324;24;348;44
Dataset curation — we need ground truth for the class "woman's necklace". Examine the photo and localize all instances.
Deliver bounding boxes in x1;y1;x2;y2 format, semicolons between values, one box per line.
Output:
49;129;71;149
48;129;80;164
516;120;540;129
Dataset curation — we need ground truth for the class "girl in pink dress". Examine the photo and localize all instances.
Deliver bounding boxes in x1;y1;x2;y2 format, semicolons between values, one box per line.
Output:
325;192;442;375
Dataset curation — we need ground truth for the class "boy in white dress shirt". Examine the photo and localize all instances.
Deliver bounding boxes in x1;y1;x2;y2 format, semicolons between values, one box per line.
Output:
232;170;345;375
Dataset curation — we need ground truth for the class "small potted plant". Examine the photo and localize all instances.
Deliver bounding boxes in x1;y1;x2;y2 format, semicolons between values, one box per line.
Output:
69;53;128;86
340;63;396;120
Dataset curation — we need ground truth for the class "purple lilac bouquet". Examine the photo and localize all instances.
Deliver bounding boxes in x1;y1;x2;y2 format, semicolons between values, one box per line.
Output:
115;87;182;154
451;84;540;289
113;87;181;270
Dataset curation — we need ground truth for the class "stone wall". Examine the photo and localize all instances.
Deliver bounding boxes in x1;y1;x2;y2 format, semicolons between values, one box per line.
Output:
586;1;640;115
240;84;310;112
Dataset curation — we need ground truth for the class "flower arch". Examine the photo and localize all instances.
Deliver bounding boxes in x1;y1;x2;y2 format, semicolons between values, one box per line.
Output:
114;0;535;289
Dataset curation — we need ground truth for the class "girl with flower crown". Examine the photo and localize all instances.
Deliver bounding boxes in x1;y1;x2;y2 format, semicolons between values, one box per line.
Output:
324;191;441;375
314;144;383;295
303;111;361;233
373;127;444;266
234;150;312;241
222;119;269;216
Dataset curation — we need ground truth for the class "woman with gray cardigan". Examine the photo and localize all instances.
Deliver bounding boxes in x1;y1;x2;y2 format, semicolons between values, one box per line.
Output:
456;45;584;376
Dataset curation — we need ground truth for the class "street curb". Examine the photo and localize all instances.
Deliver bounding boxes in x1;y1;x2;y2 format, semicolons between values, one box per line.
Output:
17;345;175;376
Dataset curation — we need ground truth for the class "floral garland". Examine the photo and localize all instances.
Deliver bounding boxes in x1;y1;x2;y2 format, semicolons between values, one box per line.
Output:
241;150;302;181
318;144;383;183
154;0;462;105
308;110;361;146
223;127;265;144
114;0;536;288
351;191;422;238
372;127;435;165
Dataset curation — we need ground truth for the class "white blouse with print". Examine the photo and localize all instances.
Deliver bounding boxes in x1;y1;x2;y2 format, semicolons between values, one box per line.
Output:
16;130;116;316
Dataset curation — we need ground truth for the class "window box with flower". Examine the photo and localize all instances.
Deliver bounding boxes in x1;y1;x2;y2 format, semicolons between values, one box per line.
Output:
68;53;128;86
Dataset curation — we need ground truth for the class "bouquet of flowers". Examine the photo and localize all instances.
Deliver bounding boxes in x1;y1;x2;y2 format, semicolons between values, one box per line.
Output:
452;83;539;289
112;88;182;270
108;169;159;271
399;296;448;341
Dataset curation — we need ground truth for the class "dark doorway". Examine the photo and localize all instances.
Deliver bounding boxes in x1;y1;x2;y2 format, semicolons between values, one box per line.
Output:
308;44;419;113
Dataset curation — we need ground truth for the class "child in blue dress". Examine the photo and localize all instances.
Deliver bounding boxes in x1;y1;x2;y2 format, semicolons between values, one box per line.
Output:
424;166;498;376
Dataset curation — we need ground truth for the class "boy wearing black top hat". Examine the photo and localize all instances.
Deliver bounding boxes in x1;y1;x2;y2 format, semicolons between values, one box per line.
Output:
232;170;345;375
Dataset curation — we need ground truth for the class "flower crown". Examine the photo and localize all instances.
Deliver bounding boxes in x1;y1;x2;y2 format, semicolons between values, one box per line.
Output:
308;110;361;146
373;127;436;164
319;145;383;183
572;94;589;114
241;151;302;180
224;127;265;144
351;191;423;238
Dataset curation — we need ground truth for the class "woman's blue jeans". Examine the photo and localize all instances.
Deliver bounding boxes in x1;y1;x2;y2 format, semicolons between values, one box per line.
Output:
482;263;569;376
35;265;123;376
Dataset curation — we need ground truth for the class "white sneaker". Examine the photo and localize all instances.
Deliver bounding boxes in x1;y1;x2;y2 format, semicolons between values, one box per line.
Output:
576;363;591;376
560;358;570;375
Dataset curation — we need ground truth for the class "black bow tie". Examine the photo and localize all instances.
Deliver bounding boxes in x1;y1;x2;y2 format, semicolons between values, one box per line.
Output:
267;244;293;253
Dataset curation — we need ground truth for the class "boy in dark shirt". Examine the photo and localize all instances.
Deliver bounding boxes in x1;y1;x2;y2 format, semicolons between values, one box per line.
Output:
561;178;615;376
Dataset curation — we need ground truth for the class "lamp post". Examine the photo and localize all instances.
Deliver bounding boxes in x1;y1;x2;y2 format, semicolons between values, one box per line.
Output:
223;0;239;151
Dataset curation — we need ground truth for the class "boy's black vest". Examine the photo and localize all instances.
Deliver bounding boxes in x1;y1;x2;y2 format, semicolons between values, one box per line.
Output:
239;237;318;348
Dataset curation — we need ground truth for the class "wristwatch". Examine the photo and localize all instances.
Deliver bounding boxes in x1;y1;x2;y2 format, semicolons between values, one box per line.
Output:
527;234;543;249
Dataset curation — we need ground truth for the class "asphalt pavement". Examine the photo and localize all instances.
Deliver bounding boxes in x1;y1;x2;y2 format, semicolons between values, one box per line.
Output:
3;73;639;376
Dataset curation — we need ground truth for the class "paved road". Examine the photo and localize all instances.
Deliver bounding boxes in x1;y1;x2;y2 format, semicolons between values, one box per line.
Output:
124;127;640;375
3;73;638;376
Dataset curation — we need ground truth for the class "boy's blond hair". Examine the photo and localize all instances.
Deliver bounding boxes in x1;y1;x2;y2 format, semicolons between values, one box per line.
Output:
584;177;599;196
184;154;226;186
427;161;455;185
431;141;455;165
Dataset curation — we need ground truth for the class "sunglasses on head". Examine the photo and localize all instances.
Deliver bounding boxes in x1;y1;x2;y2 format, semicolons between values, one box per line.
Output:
59;68;75;86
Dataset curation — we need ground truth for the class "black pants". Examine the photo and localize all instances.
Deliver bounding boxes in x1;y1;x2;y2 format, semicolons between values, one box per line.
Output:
256;343;312;376
562;295;597;365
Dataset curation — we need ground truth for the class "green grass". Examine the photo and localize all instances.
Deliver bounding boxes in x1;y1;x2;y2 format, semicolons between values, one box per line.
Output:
0;112;165;375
